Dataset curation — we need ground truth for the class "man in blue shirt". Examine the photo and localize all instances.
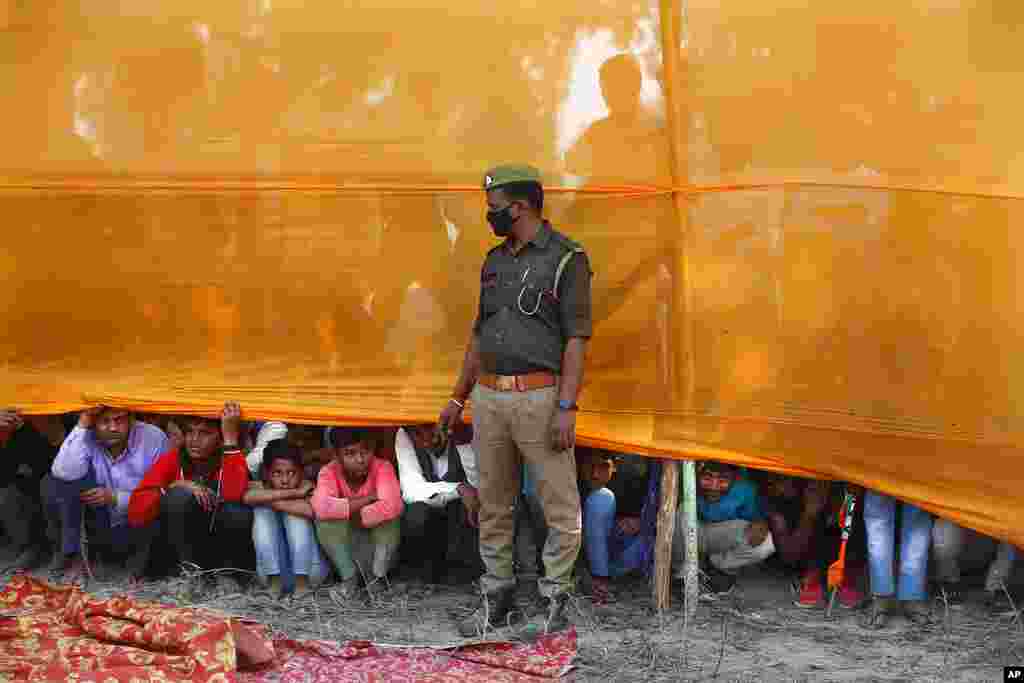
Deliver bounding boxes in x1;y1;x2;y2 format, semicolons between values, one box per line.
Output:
43;407;168;584
672;461;775;596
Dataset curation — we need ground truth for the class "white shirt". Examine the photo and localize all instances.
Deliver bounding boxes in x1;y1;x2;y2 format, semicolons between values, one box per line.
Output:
246;421;289;476
394;427;479;507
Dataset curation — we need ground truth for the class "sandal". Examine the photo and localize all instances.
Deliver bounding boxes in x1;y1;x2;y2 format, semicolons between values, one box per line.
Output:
860;596;896;630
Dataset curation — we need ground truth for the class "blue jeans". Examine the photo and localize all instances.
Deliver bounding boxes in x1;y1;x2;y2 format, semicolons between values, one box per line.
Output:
864;490;933;600
252;507;328;591
583;488;646;578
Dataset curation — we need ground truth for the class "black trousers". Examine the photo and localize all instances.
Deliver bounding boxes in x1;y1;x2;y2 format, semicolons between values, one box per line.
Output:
774;503;868;575
40;474;157;575
0;430;53;550
402;500;482;581
159;487;255;573
0;484;44;549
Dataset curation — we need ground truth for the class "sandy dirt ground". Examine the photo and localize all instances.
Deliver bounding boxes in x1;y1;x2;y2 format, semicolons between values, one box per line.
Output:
5;547;1020;683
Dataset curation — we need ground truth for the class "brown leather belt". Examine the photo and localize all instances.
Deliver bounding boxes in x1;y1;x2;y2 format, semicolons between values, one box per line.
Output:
478;372;557;392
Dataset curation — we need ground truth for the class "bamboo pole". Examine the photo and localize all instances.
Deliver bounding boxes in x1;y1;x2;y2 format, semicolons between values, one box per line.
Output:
653;459;700;614
654;459;679;610
681;459;698;619
653;0;696;617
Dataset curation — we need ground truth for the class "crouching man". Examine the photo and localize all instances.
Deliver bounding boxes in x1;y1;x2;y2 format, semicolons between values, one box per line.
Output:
579;450;654;604
758;474;866;609
128;403;253;594
672;461;775;597
396;424;483;585
43;407;168;583
0;409;61;570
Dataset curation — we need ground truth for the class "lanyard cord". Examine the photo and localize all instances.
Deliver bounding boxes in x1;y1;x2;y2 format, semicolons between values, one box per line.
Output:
180;463;225;533
179;464;224;500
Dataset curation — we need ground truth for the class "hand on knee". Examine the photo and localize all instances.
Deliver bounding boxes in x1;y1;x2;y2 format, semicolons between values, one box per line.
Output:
752;530;775;561
745;521;770;548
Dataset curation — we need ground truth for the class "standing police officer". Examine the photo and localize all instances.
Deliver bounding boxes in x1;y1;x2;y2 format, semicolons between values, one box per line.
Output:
438;164;592;638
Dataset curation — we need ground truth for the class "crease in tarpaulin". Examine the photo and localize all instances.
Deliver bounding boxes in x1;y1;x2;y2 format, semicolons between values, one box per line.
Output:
3;175;1024;201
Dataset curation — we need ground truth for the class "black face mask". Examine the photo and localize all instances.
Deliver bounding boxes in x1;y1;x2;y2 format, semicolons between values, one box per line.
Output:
486;204;517;237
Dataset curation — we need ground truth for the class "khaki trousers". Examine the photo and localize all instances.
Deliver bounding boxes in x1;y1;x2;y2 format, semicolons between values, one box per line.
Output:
317;518;400;582
473;384;581;598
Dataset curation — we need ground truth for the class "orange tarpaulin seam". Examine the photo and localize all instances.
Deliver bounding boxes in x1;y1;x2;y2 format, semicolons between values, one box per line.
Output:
4;177;1024;201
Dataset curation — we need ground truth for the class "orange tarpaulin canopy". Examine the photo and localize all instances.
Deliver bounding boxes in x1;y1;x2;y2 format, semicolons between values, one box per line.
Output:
2;2;1023;547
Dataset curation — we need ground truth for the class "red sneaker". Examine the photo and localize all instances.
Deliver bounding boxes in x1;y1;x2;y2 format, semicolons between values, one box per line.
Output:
794;569;823;608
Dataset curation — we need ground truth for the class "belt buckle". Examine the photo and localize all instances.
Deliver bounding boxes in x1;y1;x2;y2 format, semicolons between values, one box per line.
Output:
496;375;517;391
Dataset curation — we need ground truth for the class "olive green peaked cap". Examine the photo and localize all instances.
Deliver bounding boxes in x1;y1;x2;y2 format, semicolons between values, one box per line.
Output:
482;164;542;190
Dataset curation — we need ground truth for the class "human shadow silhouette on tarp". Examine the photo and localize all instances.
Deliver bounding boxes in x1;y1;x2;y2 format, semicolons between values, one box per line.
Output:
562;54;673;333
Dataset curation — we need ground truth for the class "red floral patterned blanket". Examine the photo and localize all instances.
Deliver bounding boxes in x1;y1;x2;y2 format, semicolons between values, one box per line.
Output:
238;630;577;683
0;574;263;682
0;576;576;682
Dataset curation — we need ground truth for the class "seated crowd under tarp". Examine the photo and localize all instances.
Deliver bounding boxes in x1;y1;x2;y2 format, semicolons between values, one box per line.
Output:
0;405;1018;638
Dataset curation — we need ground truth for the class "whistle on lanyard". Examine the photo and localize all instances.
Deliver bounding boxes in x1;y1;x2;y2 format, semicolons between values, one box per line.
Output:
517;266;543;316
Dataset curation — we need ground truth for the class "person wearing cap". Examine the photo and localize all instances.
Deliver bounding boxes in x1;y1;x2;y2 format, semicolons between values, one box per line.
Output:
311;428;403;599
438;164;593;638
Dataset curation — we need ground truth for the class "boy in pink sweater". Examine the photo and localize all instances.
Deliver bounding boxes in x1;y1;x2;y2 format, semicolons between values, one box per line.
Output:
312;428;403;598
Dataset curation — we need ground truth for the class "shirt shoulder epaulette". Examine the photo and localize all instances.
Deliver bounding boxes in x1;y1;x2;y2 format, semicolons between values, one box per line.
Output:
548;228;586;255
547;230;589;293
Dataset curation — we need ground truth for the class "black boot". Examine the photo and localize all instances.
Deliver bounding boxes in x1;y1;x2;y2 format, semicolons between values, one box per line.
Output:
519;592;571;641
456;587;517;638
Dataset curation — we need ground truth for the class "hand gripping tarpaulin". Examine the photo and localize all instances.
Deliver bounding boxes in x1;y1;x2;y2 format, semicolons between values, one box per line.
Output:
1;1;1023;548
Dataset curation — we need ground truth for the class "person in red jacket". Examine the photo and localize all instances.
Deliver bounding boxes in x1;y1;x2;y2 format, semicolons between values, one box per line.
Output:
129;402;252;593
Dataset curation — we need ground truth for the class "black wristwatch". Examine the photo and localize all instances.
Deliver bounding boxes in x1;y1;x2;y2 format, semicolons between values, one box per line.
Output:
558;400;578;412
